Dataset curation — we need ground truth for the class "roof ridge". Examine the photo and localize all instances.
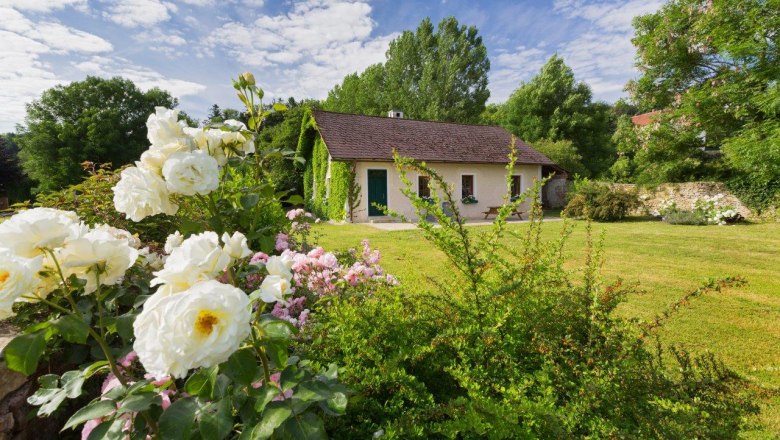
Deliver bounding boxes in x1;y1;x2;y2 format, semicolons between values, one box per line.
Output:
313;109;505;130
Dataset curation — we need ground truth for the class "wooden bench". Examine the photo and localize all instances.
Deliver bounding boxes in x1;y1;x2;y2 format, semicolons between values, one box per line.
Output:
482;206;524;220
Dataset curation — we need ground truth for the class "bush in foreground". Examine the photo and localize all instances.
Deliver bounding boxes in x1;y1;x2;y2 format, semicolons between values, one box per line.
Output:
303;153;757;438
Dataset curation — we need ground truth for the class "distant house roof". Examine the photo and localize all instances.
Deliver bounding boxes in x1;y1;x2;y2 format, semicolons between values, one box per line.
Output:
311;110;555;166
631;110;663;126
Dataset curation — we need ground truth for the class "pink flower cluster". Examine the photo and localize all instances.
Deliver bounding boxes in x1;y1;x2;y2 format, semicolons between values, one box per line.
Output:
248;239;397;329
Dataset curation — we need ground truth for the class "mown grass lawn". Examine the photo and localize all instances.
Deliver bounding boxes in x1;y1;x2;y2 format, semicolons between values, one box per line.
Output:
313;219;780;438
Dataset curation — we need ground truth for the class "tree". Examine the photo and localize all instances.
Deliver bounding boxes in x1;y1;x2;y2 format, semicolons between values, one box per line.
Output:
0;134;31;201
531;138;588;177
629;0;779;195
325;16;490;123
16;77;177;193
502;55;615;176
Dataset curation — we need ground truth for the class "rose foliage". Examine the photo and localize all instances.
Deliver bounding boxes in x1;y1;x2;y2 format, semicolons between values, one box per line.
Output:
0;75;393;440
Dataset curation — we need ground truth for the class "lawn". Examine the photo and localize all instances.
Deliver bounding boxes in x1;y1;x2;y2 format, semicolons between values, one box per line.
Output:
313;218;780;437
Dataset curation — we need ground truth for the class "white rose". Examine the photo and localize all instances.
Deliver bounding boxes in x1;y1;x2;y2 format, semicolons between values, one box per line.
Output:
133;280;251;379
186;127;228;166
151;231;231;293
138;140;192;175
57;229;139;294
146;107;189;147
113;166;179;222
265;255;293;281
0;253;43;318
139;247;166;271
221;232;251;260
164;231;184;254
0;208;84;258
162;151;219;196
258;275;291;304
92;224;141;249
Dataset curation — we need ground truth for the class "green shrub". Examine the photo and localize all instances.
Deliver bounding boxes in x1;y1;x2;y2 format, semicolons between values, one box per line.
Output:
302;156;757;439
662;209;709;225
563;178;640;221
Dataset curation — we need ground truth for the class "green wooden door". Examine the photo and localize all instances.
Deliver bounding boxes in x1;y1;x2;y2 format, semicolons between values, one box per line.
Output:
367;169;387;216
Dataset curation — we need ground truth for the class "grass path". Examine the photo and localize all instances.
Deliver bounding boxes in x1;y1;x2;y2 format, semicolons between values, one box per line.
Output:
313;219;780;437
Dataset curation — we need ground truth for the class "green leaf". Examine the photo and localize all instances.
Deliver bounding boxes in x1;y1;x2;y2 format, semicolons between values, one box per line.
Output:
184;366;218;399
4;331;47;375
87;417;126;440
252;384;280;413
52;314;90;344
272;103;288;112
61;370;86;399
198;398;233;440
240;194;260;210
322;392;348;416
114;313;137;342
118;392;160;414
264;340;288;370
158;397;198;440
279;412;326;440
221;349;258;387
249;403;292;440
279;366;305;392
284;194;304;205
260;317;297;340
63;400;117;431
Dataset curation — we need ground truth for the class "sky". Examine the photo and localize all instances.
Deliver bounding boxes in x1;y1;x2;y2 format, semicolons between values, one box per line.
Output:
0;0;665;132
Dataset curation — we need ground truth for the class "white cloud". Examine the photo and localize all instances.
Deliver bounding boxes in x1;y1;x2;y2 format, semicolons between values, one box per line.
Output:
201;0;394;99
488;46;548;101
0;0;88;13
132;28;187;54
553;0;664;33
0;7;113;131
102;0;175;27
73;56;207;98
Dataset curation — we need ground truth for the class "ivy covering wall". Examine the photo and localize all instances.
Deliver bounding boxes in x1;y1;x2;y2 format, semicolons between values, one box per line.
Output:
295;109;353;220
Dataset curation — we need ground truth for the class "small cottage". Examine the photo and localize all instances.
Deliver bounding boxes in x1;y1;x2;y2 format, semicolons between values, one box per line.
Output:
296;109;559;222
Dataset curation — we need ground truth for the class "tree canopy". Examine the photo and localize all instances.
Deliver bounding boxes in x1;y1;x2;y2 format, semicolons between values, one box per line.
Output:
626;0;779;199
502;55;615;176
16;76;177;193
325;16;490;123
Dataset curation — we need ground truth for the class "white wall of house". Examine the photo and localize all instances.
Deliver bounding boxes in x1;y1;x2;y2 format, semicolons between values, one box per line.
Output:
350;161;542;223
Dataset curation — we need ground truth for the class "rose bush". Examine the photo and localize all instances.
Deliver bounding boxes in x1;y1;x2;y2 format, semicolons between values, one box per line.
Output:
0;75;392;439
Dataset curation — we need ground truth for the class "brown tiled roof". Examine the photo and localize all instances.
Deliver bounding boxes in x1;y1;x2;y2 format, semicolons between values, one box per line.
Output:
631;110;663;126
312;110;555;165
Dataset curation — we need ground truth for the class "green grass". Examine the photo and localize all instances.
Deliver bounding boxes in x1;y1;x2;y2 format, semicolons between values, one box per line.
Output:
313;219;780;437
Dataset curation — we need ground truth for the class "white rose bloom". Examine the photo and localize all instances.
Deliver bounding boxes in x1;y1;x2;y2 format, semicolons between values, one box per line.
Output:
0;253;43;318
146;107;189;147
258;275;291;304
133;280;251;379
93;224;141;249
139;140;191;175
0;208;84;258
221;232;251;260
151;231;231;293
265;255;293;281
185;127;228;166
139;247;166;271
57;229;139;294
164;231;184;254
162;151;219;196
113;166;179;222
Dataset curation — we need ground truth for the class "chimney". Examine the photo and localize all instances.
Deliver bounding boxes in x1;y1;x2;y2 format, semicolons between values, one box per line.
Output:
387;109;404;119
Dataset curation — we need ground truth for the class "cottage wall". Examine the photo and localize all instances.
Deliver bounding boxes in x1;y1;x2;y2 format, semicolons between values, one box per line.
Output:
350;161;542;223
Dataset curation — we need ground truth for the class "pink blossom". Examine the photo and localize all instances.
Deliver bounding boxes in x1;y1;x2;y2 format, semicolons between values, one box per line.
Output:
286;208;305;220
82;418;102;440
275;233;290;251
160;390;174;410
307;247;325;259
101;374;122;395
251;252;269;263
118;351;138;368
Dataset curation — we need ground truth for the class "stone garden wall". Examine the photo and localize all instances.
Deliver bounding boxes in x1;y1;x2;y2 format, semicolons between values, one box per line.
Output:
612;182;752;218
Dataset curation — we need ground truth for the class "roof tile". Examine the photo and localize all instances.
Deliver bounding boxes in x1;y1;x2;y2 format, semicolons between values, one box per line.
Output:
313;110;555;166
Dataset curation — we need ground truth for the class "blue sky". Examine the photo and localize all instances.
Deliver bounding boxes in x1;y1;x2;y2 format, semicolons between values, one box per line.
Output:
0;0;664;132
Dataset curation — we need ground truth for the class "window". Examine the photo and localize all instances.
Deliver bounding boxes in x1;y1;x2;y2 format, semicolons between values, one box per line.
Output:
461;174;474;198
418;175;431;198
511;175;522;198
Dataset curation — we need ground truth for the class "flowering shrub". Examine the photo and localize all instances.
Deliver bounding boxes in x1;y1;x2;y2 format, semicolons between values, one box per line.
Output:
302;151;756;438
658;194;743;225
0;74;381;439
563;177;640;221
